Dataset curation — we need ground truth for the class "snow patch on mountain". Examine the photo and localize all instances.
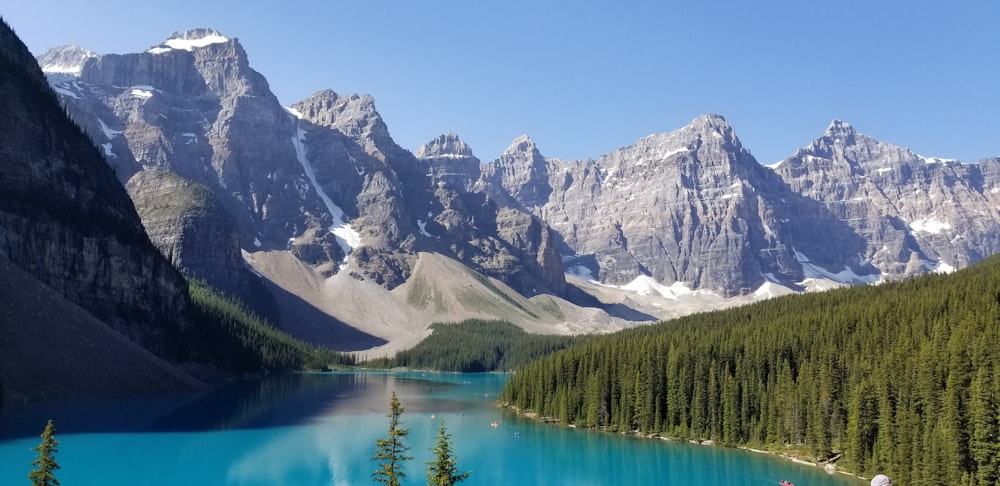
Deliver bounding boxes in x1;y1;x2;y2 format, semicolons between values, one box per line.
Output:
620;275;696;300
160;31;229;51
926;260;955;274
38;45;98;75
753;281;795;299
52;84;81;99
909;218;951;234
130;88;154;99
566;265;596;282
290;125;360;258
919;155;959;165
97;119;122;140
794;249;881;285
417;219;432;237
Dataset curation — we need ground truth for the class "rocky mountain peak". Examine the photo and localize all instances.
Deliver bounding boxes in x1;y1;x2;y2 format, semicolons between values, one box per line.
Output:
291;90;384;138
688;113;742;148
415;132;475;159
37;45;99;75
825;119;854;135
503;135;539;156
816;119;860;146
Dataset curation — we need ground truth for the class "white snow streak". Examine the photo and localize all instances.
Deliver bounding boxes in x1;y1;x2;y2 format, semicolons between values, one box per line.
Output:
52;84;81;99
417;219;432;237
291;126;361;259
98;118;122;140
100;142;115;158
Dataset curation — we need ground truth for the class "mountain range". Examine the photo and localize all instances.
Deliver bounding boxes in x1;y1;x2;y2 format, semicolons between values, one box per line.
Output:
30;28;1000;356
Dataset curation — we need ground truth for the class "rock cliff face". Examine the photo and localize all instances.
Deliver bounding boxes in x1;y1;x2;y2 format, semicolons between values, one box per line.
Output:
774;121;1000;278
0;20;192;360
480;115;876;294
45;29;337;293
34;26;1000;338
126;170;249;293
44;31;567;303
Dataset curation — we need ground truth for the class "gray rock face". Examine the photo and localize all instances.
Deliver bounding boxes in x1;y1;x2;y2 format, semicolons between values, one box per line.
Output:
39;26;1000;316
45;29;338;285
480;114;875;294
36;44;98;76
774;121;1000;277
0;21;191;357
126;170;250;294
416;132;480;192
43;32;568;300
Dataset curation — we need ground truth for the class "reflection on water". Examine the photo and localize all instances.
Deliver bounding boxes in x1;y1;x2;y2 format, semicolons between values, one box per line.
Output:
0;372;862;485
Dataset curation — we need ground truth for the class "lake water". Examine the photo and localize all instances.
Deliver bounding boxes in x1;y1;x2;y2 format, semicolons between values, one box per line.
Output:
0;372;862;485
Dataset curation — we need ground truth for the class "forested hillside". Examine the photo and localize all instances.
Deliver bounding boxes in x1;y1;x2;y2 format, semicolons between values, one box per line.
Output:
502;255;1000;485
366;320;580;372
188;281;354;372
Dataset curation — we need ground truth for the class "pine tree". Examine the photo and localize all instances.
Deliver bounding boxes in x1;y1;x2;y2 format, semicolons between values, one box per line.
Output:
426;420;469;486
373;392;412;486
28;420;59;486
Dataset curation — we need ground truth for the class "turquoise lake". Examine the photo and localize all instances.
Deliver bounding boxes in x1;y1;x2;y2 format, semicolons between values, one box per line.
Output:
0;372;863;485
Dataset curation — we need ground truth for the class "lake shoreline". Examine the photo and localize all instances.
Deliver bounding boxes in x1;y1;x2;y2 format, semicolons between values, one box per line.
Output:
505;405;867;484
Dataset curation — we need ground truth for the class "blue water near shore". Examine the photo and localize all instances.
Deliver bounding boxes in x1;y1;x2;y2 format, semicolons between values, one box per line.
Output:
0;372;862;485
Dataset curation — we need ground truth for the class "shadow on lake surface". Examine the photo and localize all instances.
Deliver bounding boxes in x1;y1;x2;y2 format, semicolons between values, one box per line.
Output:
0;372;487;441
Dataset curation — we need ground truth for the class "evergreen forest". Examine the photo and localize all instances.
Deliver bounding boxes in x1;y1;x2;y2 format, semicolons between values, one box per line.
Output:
501;255;1000;485
188;281;354;372
366;319;581;372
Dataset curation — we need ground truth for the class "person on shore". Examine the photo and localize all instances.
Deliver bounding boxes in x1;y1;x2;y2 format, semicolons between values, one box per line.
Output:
871;474;893;486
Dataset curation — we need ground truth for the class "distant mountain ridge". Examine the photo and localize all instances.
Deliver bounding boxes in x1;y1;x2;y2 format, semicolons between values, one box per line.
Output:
35;27;1000;351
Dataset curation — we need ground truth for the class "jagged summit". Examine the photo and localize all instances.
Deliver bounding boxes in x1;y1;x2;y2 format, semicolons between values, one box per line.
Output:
416;132;475;159
631;113;746;160
37;45;98;75
691;112;728;128
503;135;539;156
148;28;231;53
291;90;383;135
820;119;860;143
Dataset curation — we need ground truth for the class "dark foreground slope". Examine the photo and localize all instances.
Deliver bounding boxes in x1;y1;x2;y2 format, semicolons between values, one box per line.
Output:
0;258;204;403
503;254;1000;485
0;19;201;403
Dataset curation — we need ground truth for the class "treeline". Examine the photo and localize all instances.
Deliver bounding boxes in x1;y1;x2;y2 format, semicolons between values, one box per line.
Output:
502;256;1000;485
188;281;354;372
367;319;580;372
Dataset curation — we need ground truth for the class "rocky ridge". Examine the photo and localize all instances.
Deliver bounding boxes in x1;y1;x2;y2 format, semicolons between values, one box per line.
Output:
35;27;1000;349
774;121;1000;278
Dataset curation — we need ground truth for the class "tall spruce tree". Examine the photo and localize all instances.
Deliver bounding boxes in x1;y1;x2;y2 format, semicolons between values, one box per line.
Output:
373;391;412;486
28;420;59;486
426;420;469;486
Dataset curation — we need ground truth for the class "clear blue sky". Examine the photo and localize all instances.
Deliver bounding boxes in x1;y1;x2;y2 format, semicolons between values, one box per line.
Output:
4;1;998;164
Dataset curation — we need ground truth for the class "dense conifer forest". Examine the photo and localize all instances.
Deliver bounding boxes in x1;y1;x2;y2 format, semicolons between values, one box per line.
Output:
188;281;354;372
366;320;581;372
502;255;1000;485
